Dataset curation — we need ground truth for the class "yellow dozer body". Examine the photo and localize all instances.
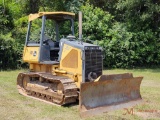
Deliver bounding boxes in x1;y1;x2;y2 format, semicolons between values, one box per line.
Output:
17;11;143;117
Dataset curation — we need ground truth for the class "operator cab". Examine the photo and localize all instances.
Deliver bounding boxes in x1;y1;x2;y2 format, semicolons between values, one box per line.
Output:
25;12;75;64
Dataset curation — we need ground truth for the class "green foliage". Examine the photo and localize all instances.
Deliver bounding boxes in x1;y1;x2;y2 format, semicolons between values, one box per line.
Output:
101;24;160;68
99;23;134;68
81;4;113;41
65;0;84;13
85;1;160;68
13;16;28;44
0;0;159;69
115;0;160;67
0;3;24;69
0;33;22;69
39;0;65;11
0;4;14;34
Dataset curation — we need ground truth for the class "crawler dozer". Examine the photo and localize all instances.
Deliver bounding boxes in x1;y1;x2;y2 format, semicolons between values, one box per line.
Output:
17;11;143;117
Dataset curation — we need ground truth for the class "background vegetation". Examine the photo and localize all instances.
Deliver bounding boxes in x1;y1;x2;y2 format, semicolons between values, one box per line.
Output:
0;0;159;69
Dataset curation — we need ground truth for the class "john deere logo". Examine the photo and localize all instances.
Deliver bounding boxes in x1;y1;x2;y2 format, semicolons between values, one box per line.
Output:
30;51;37;56
33;51;37;56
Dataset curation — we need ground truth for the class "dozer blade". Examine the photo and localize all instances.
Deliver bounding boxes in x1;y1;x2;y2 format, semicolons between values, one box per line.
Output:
79;73;143;117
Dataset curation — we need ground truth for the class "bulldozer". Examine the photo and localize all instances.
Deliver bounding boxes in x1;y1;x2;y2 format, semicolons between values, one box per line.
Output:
17;11;143;117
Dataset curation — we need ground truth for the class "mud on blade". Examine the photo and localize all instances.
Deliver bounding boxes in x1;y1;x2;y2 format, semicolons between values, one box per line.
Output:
79;73;143;117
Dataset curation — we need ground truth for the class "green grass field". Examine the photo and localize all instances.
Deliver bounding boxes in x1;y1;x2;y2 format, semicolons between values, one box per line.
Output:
0;69;160;120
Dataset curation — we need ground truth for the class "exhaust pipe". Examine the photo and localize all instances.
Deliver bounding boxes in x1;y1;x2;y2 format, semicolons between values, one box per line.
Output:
79;11;82;41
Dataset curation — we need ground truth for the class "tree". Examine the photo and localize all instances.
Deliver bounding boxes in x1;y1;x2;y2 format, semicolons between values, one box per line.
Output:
0;3;22;69
80;4;113;41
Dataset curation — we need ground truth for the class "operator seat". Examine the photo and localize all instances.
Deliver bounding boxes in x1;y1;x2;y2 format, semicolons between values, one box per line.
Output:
46;40;59;61
47;40;59;50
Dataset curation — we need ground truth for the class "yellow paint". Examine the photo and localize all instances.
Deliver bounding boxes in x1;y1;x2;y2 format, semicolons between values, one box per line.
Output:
29;12;75;21
29;63;34;71
59;44;82;88
29;63;53;72
54;69;67;74
24;43;82;88
23;46;39;63
24;11;83;88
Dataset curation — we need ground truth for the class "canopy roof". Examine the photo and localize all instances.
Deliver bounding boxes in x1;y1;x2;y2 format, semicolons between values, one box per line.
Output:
29;12;75;22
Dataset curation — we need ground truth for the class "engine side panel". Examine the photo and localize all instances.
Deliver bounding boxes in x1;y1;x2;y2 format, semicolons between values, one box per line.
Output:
59;43;83;88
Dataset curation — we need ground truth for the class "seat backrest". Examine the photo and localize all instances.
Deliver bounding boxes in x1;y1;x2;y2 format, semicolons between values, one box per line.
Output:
54;41;59;47
47;40;59;50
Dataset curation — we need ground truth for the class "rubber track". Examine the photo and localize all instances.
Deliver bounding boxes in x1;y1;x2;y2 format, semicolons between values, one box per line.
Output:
17;72;78;105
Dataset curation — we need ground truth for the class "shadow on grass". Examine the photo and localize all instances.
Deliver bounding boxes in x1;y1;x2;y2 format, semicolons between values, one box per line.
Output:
62;100;79;108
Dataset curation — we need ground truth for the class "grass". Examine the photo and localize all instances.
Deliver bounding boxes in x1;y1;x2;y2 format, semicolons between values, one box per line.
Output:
0;69;160;120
